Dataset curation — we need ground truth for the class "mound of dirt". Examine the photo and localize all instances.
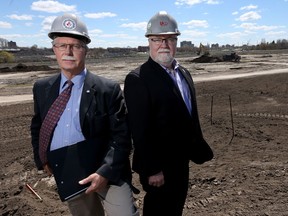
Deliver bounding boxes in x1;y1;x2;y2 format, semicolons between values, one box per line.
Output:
0;63;56;73
191;53;241;63
191;55;223;63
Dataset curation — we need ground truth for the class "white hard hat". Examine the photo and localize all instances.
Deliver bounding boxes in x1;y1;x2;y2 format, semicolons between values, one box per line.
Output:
48;13;91;44
145;11;181;37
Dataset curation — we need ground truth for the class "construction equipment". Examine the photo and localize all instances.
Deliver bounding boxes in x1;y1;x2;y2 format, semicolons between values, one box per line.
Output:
222;52;241;62
197;43;210;56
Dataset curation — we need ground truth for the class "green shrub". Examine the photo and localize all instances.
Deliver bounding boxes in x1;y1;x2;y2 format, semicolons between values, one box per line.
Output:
0;51;15;63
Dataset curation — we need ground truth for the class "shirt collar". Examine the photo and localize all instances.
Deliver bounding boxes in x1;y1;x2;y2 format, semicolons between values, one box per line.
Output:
161;59;179;74
61;68;87;89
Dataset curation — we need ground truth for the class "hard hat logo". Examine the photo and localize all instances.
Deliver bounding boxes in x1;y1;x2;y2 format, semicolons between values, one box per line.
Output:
62;19;76;30
159;21;168;27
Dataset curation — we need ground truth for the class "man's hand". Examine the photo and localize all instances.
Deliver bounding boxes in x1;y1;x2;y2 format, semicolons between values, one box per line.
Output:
79;173;108;194
43;164;53;176
148;171;164;187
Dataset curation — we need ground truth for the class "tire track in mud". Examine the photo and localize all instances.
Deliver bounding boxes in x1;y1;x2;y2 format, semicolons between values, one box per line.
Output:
235;112;288;120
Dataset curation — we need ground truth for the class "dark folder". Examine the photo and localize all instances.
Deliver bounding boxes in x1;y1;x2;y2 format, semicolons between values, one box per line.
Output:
48;141;98;201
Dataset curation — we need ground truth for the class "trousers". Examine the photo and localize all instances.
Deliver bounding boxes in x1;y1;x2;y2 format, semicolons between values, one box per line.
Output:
140;161;189;216
67;181;139;216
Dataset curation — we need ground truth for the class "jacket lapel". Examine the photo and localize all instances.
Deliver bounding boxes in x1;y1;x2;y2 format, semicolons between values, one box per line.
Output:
149;58;183;100
178;66;196;99
43;75;61;117
79;71;96;127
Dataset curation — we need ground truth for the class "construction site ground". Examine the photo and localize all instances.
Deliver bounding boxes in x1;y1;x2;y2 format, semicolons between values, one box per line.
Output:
0;51;288;215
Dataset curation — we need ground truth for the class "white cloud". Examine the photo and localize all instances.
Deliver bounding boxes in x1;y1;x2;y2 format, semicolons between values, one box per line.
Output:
181;29;208;38
175;0;220;6
0;21;12;28
237;11;261;21
31;0;76;13
182;20;209;28
240;4;258;10
0;33;45;39
265;31;286;36
240;23;283;31
120;22;147;31
7;14;33;20
84;12;117;19
89;29;103;34
175;0;203;6
217;31;248;39
97;33;136;39
232;11;238;16
206;0;220;5
41;16;57;31
25;22;33;27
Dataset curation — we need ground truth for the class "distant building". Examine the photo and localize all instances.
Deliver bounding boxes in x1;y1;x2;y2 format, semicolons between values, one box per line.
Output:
180;41;194;48
0;38;18;50
221;44;235;49
137;46;149;52
211;43;219;49
8;41;17;49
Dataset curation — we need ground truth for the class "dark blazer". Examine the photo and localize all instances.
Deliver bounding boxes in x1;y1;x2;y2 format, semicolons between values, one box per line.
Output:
31;70;132;184
124;57;213;177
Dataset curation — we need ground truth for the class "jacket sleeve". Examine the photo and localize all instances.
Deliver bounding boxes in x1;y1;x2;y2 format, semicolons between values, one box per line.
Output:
124;71;163;177
94;82;133;183
30;81;44;170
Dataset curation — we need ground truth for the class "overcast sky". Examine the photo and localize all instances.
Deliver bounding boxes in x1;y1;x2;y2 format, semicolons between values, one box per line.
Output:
0;0;287;48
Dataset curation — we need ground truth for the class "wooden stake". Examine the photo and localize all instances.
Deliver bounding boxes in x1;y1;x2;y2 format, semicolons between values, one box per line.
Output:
210;95;214;125
26;183;42;200
229;95;235;138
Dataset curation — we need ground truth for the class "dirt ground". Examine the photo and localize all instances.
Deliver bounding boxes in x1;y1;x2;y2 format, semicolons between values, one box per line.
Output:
0;52;288;216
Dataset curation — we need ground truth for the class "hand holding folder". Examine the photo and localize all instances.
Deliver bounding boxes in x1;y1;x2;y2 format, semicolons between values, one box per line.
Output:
48;141;99;201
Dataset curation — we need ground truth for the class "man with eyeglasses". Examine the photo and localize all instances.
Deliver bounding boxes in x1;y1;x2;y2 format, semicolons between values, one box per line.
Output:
30;13;139;216
124;11;213;216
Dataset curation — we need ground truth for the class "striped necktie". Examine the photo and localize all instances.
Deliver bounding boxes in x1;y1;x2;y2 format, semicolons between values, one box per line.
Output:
170;70;192;114
39;80;74;165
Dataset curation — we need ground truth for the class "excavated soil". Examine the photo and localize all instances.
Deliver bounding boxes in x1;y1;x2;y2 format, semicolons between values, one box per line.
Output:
0;52;288;216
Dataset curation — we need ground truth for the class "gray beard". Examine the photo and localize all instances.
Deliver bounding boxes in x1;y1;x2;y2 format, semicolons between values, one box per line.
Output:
155;53;174;67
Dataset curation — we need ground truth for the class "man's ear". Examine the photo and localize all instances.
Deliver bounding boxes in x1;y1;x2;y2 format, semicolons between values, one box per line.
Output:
84;46;89;55
52;46;56;54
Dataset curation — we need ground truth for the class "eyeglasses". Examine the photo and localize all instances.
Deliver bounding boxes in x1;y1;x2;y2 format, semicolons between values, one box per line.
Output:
52;43;86;52
149;37;178;45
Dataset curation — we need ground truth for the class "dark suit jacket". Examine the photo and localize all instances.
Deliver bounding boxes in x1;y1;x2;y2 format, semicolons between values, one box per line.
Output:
31;70;132;184
124;57;213;177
